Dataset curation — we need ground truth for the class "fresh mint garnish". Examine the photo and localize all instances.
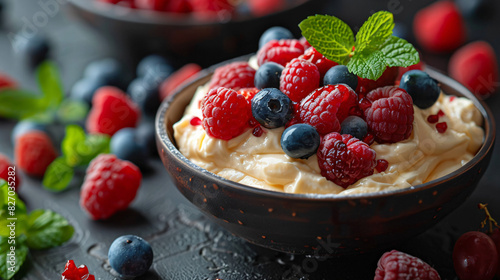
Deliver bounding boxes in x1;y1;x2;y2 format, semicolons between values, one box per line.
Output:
26;209;75;250
43;125;110;192
0;235;28;280
299;11;420;80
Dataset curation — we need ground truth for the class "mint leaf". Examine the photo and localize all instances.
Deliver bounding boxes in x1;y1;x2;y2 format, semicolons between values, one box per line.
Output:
0;235;28;280
42;157;74;192
26;209;74;250
0;89;45;119
299;14;354;65
0;181;27;237
380;36;420;67
355;11;394;53
76;133;111;165
62;125;87;166
56;99;89;124
37;61;64;110
347;50;387;80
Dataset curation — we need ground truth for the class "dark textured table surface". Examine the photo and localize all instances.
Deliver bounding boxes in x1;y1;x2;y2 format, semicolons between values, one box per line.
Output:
1;0;500;279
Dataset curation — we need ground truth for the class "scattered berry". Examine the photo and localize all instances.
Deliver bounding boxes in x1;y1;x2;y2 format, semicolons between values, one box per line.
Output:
208;61;256;91
0;73;17;90
280;58;320;102
317;132;376;188
413;0;466;53
375;159;389;173
298;47;338;80
80;154;142;220
70;77;108;105
456;0;494;18
18;33;50;68
136;54;173;78
84;58;125;88
128;76;161;116
356;66;399;95
453;231;498;280
86;86;141;136
254;62;284;89
15;131;57;177
11;120;47;145
251;88;293;129
202;87;251;140
340;116;368;140
160;63;201;100
323;65;358;90
108;235;153;277
280;123;320;159
449;41;499;98
111;128;149;168
258;26;294;49
298;84;357;135
364;86;414;143
375;250;441;280
436;122;447;133
136;120;157;156
399;70;440;109
0;153;20;191
257;39;305;67
61;260;96;280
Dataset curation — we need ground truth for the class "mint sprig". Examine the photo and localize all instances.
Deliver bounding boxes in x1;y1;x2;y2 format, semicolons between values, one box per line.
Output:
0;180;74;279
299;11;420;80
43;125;110;192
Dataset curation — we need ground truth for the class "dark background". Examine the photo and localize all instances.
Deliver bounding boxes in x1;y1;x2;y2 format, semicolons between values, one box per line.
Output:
1;0;500;279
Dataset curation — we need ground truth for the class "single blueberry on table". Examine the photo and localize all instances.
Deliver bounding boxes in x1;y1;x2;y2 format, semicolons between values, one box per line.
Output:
254;62;284;89
136;119;157;157
258;26;294;49
281;123;320;159
323;65;358;90
84;58;125;88
110;128;149;169
251;88;293;129
18;33;50;68
108;235;153;278
340;116;368;140
70;76;107;105
136;54;173;80
128;76;161;116
399;70;440;109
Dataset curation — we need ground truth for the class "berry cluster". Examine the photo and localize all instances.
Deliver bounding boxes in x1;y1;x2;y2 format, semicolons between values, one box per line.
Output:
197;26;443;188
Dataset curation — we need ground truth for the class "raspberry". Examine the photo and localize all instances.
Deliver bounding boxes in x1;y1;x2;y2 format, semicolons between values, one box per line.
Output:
356;67;399;95
247;0;285;16
86;86;141;136
237;87;260;100
190;0;234;20
0;153;21;191
80;154;142;220
298;84;357;135
160;63;201;100
317;132;376;188
0;73;17;90
15;131;57;177
449;41;499;98
413;0;466;53
257;39;305;67
375;250;441;280
364;86;414;143
207;62;256;91
61;260;96;280
280;58;320;102
164;0;191;13
298;47;338;80
202;87;251;140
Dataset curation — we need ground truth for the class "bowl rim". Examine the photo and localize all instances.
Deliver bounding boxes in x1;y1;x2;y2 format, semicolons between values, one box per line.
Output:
67;0;318;26
156;60;496;201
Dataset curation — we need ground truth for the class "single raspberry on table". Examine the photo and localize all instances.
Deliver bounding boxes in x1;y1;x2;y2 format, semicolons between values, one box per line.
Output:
0;153;21;191
280;58;320;102
317;132;376;188
86;86;141;136
257;39;305;67
202;87;251;140
298;84;358;135
160;63;201;100
298;47;339;80
375;250;441;280
207;61;256;91
80;154;142;220
15;131;57;177
364;86;414;143
356;66;399;95
61;260;96;280
237;87;260;100
0;73;17;90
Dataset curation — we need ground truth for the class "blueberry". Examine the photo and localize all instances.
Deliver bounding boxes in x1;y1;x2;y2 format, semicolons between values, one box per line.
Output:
323;65;358;90
136;55;173;80
84;58;125;88
18;34;50;68
392;22;409;39
70;77;107;105
456;0;493;18
340;116;368;140
128;77;161;116
254;62;284;89
110;128;149;168
11;120;47;144
259;26;294;49
280;124;320;159
251;88;293;128
399;70;440;109
136;120;157;157
108;235;153;278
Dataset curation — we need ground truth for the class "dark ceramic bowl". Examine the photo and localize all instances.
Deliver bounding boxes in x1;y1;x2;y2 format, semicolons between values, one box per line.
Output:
65;0;323;66
155;60;495;256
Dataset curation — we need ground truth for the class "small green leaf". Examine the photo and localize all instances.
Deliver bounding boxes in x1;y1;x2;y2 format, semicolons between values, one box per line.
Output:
0;89;45;120
42;157;74;192
347;50;387;80
76;134;111;165
0;181;27;237
26;209;74;250
299;14;355;65
355;11;395;53
37;61;64;110
380;36;420;67
56;99;89;124
62;125;87;166
0;235;28;280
